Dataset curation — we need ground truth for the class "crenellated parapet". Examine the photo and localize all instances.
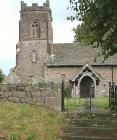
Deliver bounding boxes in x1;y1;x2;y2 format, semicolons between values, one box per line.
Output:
21;1;50;11
19;1;53;41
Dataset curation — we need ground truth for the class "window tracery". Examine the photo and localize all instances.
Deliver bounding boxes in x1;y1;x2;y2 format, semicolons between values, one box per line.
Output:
30;21;40;38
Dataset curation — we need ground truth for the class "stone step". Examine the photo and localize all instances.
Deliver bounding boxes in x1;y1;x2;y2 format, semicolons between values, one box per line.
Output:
66;112;116;120
62;135;117;140
69;119;117;127
63;111;117;140
62;126;117;137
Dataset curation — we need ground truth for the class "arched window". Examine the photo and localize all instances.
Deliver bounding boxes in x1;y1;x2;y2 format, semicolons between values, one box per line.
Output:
32;50;37;63
30;21;40;38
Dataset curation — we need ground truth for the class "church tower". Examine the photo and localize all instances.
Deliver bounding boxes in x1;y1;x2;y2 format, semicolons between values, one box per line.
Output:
16;1;53;82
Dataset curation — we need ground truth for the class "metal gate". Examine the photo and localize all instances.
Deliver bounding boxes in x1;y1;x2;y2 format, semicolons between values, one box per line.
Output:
109;82;117;110
62;81;109;112
63;82;93;111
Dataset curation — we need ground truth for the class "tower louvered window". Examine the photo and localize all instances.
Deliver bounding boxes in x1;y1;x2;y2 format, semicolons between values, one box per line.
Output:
31;21;40;38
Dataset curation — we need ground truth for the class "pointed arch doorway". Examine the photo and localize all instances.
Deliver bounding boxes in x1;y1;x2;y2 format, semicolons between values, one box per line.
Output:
80;76;95;98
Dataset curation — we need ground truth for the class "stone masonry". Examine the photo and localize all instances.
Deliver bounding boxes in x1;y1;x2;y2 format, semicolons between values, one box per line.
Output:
16;1;53;82
0;83;61;111
14;1;117;98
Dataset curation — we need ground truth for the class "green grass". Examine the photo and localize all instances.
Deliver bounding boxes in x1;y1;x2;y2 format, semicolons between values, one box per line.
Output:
0;101;65;140
92;96;109;109
64;98;85;110
65;96;109;110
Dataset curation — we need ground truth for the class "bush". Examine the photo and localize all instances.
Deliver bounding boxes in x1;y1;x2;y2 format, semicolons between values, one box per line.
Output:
64;87;71;98
0;69;5;83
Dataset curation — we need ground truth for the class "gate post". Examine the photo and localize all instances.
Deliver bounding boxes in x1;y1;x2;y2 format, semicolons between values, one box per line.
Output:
112;82;115;110
115;86;117;109
61;74;65;112
109;82;111;109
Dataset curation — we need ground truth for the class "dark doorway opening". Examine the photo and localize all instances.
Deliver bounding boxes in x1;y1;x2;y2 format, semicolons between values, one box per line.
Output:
80;76;95;98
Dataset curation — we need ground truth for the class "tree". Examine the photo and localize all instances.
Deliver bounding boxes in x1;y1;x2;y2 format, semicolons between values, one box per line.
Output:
0;69;5;83
68;0;117;59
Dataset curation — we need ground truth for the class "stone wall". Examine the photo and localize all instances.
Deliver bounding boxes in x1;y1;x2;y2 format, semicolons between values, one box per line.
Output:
0;83;61;111
45;66;116;83
16;40;48;82
45;66;114;97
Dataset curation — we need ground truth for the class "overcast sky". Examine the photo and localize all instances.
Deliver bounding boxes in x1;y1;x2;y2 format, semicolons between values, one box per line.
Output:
0;0;78;75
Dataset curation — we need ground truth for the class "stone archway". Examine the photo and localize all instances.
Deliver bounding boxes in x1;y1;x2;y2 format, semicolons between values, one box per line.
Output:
80;76;95;98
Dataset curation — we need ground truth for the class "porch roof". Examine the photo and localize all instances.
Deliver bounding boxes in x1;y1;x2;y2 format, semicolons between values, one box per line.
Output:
71;64;104;82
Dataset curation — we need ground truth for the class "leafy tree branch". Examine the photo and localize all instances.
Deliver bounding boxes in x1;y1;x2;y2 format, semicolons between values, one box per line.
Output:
68;0;117;59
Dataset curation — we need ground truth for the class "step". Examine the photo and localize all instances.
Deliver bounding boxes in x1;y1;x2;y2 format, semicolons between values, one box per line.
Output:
62;127;117;137
62;135;117;140
69;119;117;127
63;111;117;140
67;112;116;120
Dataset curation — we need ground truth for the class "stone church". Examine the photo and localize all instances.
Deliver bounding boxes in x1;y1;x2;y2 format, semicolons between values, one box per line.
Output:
13;1;117;98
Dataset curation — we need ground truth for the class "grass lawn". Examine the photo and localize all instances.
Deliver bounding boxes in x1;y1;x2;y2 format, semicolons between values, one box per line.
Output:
0;101;65;140
64;98;85;110
92;96;109;109
64;96;109;110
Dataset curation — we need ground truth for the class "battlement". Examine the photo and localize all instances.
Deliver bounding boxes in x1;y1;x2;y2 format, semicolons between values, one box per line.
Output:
21;1;50;11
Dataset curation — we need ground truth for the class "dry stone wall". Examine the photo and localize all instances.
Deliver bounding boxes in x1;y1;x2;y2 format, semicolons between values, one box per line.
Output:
0;83;61;111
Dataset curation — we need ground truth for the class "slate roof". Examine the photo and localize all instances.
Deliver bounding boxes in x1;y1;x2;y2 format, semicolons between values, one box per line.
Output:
47;43;117;66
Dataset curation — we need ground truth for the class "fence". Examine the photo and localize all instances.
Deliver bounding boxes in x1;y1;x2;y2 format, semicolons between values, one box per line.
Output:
109;82;117;110
63;82;110;111
63;82;86;111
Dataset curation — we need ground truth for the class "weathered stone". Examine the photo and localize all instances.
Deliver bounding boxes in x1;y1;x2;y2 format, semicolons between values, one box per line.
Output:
14;91;27;98
31;92;41;97
31;85;40;92
1;84;10;92
32;76;47;85
8;97;19;103
0;83;61;111
20;98;31;103
17;84;26;92
0;92;12;98
3;69;20;84
25;91;31;98
33;96;45;105
25;85;32;92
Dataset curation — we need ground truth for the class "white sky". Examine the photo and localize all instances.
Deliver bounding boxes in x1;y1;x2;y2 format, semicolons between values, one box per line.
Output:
0;0;78;75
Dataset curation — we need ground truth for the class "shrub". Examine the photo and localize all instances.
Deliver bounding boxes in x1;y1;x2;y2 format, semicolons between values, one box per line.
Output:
0;69;5;83
64;87;72;98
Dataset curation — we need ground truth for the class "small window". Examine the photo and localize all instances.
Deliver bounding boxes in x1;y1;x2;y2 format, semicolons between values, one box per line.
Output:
30;21;40;38
36;24;38;27
32;50;37;63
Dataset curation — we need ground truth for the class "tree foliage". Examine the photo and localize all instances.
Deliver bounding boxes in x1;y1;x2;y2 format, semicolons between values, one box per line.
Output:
0;69;5;83
68;0;117;59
